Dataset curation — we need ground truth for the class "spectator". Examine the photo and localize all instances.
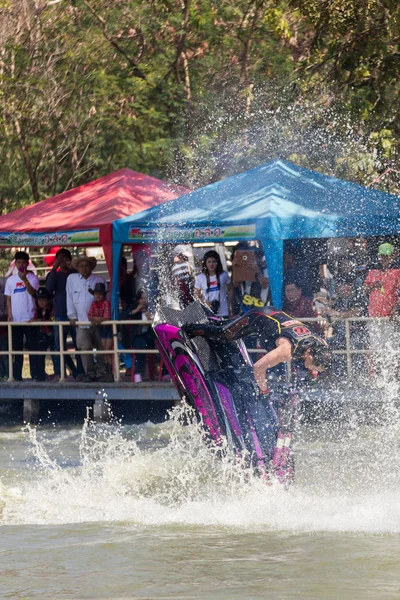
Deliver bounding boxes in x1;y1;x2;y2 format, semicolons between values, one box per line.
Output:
121;289;154;383
283;250;298;288
345;240;371;313
324;276;367;377
283;281;315;318
134;247;161;313
31;287;57;382
134;248;150;292
88;282;113;382
351;237;374;285
5;257;37;277
171;251;195;309
66;255;106;382
389;244;400;269
43;246;61;276
319;256;355;311
363;242;400;378
5;250;40;381
0;277;8;380
194;250;233;317
119;256;137;310
231;243;270;314
46;248;84;380
284;240;326;300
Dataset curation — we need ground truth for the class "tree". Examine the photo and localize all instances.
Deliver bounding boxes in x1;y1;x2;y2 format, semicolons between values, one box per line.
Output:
0;0;398;211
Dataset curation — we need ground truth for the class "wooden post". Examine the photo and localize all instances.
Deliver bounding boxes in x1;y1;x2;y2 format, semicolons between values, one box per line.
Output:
23;398;40;424
92;396;110;422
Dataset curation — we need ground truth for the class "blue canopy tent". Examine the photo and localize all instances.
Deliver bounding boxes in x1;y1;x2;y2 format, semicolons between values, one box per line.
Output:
112;159;400;312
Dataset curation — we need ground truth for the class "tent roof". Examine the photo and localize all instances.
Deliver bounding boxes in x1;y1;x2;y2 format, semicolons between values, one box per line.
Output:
113;160;400;240
0;168;187;233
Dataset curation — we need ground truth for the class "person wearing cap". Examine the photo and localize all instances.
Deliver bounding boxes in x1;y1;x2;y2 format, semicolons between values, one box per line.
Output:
66;255;106;382
87;282;113;382
5;250;40;381
363;242;400;378
30;287;57;381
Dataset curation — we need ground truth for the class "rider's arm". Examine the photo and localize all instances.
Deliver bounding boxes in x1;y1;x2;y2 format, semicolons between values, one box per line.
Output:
253;337;293;392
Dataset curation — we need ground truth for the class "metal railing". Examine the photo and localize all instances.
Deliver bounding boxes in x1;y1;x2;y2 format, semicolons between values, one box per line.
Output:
0;315;385;383
1;320;155;383
291;316;374;382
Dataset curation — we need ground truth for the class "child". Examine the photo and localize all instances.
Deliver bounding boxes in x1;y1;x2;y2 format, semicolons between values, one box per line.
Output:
194;250;233;317
31;287;56;381
88;282;113;382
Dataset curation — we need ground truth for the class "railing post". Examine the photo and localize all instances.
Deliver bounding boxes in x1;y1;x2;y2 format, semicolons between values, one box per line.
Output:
285;361;292;383
93;391;111;422
345;319;352;380
23;398;40;424
59;322;65;382
112;322;120;382
7;322;13;381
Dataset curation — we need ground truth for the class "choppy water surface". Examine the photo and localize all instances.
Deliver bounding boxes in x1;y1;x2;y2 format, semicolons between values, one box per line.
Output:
1;400;400;599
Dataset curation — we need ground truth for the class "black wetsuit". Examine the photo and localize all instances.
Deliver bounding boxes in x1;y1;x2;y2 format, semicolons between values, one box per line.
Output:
186;306;326;358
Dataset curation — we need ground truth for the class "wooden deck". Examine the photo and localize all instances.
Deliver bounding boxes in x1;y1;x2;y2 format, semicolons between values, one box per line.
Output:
0;380;180;401
0;381;180;423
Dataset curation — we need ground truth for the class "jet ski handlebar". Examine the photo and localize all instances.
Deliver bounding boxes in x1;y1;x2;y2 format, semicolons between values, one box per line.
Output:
182;322;224;339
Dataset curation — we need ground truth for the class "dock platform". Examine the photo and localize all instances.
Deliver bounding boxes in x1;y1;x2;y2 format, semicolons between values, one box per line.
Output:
0;381;180;423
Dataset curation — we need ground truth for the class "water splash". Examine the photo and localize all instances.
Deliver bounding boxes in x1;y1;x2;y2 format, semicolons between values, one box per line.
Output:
1;396;400;532
169;92;383;191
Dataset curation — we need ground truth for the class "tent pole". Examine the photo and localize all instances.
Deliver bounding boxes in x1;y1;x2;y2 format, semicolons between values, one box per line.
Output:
112;241;123;320
261;237;284;308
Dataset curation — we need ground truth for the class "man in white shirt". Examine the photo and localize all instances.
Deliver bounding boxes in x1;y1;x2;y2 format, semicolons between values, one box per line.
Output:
5;251;40;380
66;256;106;382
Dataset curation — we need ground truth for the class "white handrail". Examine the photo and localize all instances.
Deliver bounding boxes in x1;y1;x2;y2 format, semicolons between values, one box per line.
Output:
0;316;386;383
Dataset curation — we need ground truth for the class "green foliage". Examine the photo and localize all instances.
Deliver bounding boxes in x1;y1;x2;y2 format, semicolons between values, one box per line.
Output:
0;0;398;212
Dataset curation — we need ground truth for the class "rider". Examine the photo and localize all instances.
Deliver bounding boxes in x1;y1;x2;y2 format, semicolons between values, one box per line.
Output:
184;306;331;393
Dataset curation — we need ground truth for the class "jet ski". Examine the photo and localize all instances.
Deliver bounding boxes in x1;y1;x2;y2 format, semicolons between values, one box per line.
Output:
153;301;300;483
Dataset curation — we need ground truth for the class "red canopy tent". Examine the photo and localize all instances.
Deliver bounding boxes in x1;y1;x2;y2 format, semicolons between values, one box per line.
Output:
0;168;187;274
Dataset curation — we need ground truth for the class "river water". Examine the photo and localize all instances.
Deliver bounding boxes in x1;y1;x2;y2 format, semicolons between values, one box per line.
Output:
1;399;400;599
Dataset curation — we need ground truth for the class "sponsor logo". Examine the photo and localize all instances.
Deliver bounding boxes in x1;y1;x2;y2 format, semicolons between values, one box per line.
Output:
282;320;301;327
242;294;265;307
292;326;310;336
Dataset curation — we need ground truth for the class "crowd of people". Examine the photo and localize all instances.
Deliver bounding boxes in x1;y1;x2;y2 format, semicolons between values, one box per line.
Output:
1;249;112;382
0;236;398;383
282;238;400;380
